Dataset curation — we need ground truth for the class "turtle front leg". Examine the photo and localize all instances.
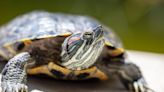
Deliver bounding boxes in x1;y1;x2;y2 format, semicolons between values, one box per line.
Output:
1;52;32;92
104;62;154;92
117;63;154;92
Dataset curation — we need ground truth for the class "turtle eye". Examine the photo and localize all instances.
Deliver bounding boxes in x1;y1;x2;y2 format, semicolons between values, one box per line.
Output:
83;32;93;39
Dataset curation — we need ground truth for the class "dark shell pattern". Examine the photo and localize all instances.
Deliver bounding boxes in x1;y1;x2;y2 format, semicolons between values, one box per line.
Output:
0;11;122;48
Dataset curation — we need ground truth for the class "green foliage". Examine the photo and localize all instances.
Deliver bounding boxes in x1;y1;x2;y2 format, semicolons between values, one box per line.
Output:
0;0;164;53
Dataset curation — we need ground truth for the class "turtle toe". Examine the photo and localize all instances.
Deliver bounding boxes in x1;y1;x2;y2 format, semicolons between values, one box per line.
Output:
1;82;28;92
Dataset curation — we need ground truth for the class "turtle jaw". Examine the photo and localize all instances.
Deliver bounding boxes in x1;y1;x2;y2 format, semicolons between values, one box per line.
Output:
60;26;105;70
61;36;105;70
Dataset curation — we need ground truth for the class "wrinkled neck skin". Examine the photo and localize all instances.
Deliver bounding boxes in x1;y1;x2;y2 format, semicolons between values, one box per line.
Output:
22;33;104;70
61;37;105;70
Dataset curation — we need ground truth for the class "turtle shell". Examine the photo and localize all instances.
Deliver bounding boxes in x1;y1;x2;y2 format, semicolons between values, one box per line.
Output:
0;11;124;80
0;11;122;48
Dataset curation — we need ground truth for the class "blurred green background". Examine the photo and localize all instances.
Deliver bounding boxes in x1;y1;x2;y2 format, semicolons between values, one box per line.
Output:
0;0;164;53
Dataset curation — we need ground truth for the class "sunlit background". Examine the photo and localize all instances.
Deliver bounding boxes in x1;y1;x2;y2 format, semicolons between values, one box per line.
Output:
0;0;164;53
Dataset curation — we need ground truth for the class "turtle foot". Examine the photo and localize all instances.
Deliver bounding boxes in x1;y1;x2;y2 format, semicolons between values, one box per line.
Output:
129;78;155;92
1;82;28;92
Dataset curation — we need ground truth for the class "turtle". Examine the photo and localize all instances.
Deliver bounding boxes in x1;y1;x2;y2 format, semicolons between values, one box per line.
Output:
0;11;154;92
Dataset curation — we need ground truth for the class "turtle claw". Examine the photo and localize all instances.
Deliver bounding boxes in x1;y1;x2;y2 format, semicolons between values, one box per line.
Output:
0;52;31;92
130;79;154;92
1;82;28;92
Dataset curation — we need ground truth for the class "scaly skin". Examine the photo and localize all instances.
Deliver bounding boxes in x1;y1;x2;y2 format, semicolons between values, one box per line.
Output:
0;52;155;92
1;52;31;92
0;11;155;92
117;63;154;92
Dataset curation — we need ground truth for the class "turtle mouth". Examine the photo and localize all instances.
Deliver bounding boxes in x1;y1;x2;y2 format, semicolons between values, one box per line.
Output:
61;26;105;70
93;25;104;40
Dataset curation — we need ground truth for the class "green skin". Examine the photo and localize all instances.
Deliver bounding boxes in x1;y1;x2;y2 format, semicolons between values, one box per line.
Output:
0;11;154;92
0;26;154;92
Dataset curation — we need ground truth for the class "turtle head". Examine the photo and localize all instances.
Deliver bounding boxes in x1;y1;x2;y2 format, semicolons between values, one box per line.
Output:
61;26;105;70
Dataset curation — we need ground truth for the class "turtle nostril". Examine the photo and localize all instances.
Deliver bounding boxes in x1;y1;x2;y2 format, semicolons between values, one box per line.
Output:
93;26;103;38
